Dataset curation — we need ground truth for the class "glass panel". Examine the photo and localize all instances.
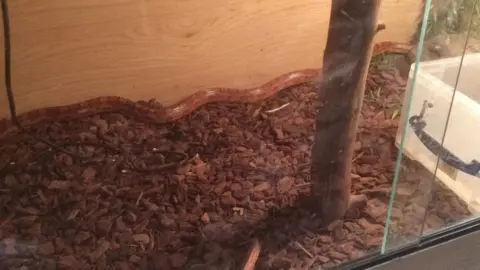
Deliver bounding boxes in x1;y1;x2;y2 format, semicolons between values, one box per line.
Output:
420;1;480;237
383;0;480;252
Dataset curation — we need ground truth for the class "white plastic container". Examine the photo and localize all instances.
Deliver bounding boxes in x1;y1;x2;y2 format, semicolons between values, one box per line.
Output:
396;53;480;213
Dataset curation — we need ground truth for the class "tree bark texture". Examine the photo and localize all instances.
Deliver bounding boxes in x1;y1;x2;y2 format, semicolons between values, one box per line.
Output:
310;0;382;224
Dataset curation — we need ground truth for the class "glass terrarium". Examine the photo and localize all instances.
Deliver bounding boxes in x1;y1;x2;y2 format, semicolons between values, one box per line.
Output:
0;0;478;269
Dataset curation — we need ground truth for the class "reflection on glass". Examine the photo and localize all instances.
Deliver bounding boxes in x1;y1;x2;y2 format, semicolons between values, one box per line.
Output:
383;0;480;252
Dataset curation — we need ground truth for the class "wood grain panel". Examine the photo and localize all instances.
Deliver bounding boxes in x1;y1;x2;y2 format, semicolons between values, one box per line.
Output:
0;0;423;119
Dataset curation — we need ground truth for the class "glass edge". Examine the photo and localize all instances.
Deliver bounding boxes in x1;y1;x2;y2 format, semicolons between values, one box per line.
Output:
380;0;433;254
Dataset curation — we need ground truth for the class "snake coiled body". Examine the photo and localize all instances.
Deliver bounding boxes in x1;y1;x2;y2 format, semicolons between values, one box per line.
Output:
0;41;413;141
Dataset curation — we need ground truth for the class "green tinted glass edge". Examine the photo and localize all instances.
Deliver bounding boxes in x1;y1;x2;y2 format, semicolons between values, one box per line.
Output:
381;0;432;254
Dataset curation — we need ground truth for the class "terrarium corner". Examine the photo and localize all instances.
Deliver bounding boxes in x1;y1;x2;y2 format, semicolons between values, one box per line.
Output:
0;0;422;119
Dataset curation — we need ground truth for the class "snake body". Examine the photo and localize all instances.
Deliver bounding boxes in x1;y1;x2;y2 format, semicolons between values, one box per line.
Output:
0;42;412;267
0;41;413;141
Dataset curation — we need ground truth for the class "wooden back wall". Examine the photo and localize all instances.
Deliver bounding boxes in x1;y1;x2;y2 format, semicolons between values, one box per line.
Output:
0;0;423;119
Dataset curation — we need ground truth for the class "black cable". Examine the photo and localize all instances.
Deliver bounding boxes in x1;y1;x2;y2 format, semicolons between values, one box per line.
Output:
1;0;85;157
1;0;13;119
0;0;187;173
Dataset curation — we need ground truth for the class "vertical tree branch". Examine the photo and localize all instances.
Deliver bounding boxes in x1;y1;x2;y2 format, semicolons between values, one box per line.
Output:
310;0;383;224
